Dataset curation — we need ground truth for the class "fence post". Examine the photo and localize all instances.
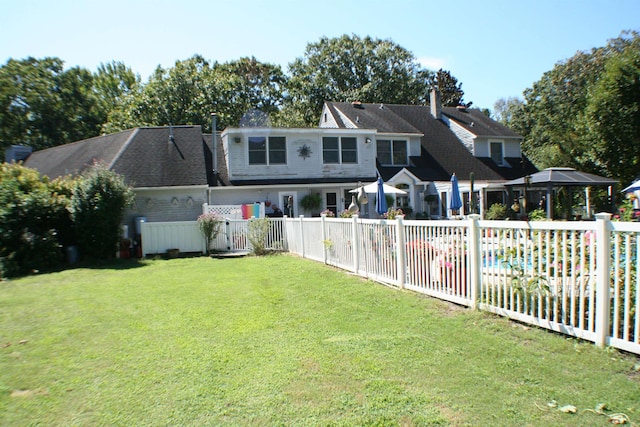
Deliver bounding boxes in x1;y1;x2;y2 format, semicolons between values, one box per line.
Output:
352;215;360;274
396;215;406;289
594;212;612;348
281;218;289;252
225;220;232;251
467;214;481;309
299;215;305;259
321;214;328;264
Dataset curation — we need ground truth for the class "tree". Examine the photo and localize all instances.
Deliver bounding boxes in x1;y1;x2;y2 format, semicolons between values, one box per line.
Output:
283;34;434;126
216;57;287;127
429;69;465;107
505;31;640;179
71;163;134;260
583;41;640;185
493;97;524;125
94;61;140;124
104;55;287;132
0;57;103;156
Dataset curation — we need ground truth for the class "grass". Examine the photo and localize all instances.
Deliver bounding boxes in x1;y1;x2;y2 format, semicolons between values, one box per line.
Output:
1;255;639;426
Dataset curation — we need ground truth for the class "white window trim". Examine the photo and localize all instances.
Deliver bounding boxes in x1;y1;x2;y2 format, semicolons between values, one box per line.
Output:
248;136;287;165
377;139;408;166
322;136;358;165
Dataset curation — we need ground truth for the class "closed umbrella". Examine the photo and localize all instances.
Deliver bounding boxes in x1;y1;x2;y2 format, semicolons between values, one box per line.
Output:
449;173;462;213
376;177;388;215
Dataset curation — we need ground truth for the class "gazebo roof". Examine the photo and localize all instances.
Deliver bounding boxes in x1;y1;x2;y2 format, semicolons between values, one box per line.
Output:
505;167;618;187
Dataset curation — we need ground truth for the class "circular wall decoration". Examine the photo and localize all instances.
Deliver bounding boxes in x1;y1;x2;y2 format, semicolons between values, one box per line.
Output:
297;144;312;160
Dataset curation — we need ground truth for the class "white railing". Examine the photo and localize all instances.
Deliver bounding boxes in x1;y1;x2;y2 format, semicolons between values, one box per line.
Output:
284;214;639;355
140;214;639;355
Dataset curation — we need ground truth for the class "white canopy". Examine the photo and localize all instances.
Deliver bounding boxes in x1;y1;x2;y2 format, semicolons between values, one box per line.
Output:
349;182;407;194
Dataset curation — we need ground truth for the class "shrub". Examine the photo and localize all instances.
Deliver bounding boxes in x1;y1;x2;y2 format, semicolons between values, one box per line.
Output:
71;163;134;260
198;212;223;254
485;203;509;220
338;210;356;218
383;207;404;220
247;217;271;255
527;208;547;221
0;164;72;278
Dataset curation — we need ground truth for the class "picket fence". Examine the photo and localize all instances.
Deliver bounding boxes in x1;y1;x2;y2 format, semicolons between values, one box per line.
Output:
141;214;640;355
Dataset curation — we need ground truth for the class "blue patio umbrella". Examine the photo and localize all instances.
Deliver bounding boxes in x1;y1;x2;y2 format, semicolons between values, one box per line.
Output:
449;173;463;212
376;177;388;215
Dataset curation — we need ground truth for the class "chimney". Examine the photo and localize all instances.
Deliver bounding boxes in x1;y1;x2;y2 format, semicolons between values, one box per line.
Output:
430;88;442;119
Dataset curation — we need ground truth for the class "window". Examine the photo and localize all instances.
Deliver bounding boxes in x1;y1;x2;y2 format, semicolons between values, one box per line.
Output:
248;136;287;165
490;142;503;166
377;139;407;165
248;137;266;164
396;183;410;208
269;137;286;164
341;137;357;163
323;137;339;164
322;137;358;164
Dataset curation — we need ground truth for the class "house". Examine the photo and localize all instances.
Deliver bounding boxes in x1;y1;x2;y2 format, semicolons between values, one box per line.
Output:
214;89;536;218
24;125;215;234
318;90;537;217
21;89;535;230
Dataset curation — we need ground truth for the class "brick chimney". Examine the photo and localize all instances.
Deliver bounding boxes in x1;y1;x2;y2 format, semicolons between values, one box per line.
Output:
430;88;442;119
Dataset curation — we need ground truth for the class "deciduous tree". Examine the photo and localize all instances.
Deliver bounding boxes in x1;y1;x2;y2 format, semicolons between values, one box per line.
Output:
0;57;103;155
283;35;435;126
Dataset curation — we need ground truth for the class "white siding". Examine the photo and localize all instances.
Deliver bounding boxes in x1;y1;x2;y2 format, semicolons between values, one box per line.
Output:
222;128;377;183
504;139;521;157
447;119;475;154
319;105;339;128
474;138;522;159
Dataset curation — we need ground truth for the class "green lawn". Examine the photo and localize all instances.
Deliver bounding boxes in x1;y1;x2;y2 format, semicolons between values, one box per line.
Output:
1;255;639;426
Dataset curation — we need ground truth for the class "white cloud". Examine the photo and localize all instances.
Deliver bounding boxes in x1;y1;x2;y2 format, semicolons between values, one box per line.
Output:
417;56;447;70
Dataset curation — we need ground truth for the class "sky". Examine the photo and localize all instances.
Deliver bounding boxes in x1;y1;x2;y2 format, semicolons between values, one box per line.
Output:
2;0;639;111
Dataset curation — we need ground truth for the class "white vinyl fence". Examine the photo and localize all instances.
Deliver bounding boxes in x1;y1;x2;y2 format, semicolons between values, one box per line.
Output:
285;213;639;356
141;217;286;256
140;214;639;355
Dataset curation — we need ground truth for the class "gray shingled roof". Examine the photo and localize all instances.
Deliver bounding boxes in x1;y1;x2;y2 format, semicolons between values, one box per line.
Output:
442;106;521;139
25;126;211;188
24;129;136;179
327;102;422;134
325;101;533;182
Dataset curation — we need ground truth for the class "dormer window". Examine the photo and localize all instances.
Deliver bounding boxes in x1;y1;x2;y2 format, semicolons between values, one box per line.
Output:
377;139;408;166
490;141;504;166
248;136;287;165
322;137;357;164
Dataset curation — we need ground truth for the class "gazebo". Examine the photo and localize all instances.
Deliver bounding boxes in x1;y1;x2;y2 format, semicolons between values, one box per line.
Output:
505;167;618;219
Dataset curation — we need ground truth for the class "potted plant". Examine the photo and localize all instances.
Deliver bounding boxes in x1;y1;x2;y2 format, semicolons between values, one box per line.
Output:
300;193;322;214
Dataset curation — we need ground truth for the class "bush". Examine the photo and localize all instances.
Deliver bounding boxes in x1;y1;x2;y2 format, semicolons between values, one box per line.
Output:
198;212;223;254
71;163;134;260
0;164;73;278
527;208;547;221
485;203;509;220
247;217;271;255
